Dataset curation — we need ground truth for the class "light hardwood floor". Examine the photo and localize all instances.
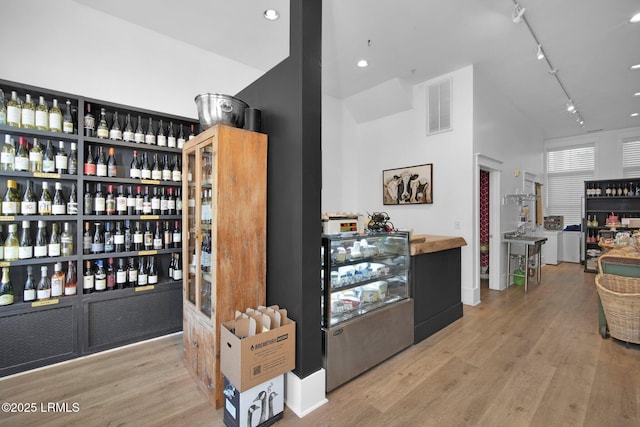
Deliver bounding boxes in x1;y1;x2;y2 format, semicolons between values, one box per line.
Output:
2;262;639;427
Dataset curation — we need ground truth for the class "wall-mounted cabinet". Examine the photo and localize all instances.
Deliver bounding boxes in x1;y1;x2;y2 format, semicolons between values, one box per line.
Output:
0;78;198;376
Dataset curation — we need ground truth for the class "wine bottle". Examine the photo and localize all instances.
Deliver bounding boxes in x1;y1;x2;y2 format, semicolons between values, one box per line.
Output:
55;141;68;174
82;222;92;255
106;258;116;291
129;150;140;179
107;147;117;177
159;188;168;216
105;184;115;215
36;265;51;300
48;222;61;257
83;182;93;215
0;266;14;306
67;183;78;215
3;224;19;261
35;96;49;131
18;220;33;260
116;258;127;289
127;257;137;287
177;124;185;149
65;260;77;296
96;146;107;177
97;108;109;139
123;113;134;142
162;154;171;181
104;222;114;253
126;185;135;215
61;222;73;256
142;186;152;215
134;186;143;215
148;256;158;285
145;116;156;145
0;89;5;126
124;220;132;252
50;262;64;298
143;221;153;250
94;260;106;292
109;111;122;140
84;144;96;176
21;93;36;129
94;183;105;215
2;179;20;215
42;140;55;173
29;138;43;172
83;260;94;294
151;153;162;180
114;221;124;252
162;220;171;249
92;222;104;254
137;256;148;287
84;103;95;137
23;265;36;302
134;115;144;143
0;225;4;259
166;187;175;215
34;220;48;258
21;179;38;215
49;99;63;132
140;152;151;179
168;252;175;280
153;221;162;250
63;100;74;134
1;135;16;171
6;91;21;127
189;124;196;140
52;182;66;215
173;220;181;249
167;122;176;148
151;187;160;215
14;137;30;172
175;187;182;215
133;221;143;251
39;181;53;215
67;142;78;175
157;119;167;147
173;253;182;281
116;185;127;216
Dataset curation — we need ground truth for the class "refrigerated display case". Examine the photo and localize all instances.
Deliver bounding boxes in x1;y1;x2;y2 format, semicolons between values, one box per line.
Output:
321;232;413;391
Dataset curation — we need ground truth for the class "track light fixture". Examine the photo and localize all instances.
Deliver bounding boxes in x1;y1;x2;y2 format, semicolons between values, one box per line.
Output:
512;3;526;23
511;0;584;127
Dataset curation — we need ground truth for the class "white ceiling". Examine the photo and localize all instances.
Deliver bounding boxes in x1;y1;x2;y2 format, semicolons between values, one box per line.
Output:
74;0;640;140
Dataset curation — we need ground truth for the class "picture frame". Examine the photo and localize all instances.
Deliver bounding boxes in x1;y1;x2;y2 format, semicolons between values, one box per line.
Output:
383;163;433;205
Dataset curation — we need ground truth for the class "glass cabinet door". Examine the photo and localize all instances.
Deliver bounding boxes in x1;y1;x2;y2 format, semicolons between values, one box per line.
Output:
185;148;198;307
199;144;213;318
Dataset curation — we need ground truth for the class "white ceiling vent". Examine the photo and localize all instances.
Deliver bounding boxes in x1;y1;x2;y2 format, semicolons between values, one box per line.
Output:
427;78;452;135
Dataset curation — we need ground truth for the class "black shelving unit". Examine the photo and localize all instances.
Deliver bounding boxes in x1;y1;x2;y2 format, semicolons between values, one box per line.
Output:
0;78;198;376
584;178;640;272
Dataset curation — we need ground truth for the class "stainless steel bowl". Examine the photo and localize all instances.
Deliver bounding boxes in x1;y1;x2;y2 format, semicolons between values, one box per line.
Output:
194;93;249;129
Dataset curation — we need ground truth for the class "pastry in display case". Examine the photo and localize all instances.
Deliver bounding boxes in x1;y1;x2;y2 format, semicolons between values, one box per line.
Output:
321;232;413;391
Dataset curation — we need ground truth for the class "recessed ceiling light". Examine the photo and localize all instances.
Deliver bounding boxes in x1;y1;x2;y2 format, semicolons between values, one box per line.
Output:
631;12;640;23
263;9;279;20
631;63;640;70
357;59;369;68
632;113;640;117
634;92;640;97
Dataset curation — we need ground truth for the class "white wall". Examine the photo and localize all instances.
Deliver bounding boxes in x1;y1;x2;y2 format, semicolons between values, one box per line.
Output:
0;0;264;119
544;126;640;180
322;65;477;304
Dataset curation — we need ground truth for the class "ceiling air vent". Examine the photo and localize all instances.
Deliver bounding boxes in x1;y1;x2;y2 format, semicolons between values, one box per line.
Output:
427;77;452;135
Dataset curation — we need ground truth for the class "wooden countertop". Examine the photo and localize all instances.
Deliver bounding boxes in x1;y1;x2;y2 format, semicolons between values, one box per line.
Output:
410;234;467;256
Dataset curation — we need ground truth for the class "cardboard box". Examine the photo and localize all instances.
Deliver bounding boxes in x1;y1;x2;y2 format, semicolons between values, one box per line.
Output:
221;315;295;391
223;375;284;427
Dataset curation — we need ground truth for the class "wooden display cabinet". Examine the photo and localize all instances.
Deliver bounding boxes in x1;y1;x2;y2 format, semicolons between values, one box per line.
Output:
182;124;267;408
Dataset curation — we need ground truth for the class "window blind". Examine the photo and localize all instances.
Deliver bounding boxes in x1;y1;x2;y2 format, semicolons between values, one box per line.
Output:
623;139;640;178
546;146;595;226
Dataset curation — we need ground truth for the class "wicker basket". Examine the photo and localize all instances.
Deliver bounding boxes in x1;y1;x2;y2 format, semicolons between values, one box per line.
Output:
595;273;640;344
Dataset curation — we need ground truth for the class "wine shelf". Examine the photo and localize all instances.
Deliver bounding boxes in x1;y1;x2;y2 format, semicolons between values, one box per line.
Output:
0;77;198;377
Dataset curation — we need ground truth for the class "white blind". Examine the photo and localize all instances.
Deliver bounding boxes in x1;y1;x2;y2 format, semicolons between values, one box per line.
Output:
546;146;595;226
623;139;640;178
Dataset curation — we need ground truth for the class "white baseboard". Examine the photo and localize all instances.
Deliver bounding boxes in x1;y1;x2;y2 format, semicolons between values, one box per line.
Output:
284;369;328;418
